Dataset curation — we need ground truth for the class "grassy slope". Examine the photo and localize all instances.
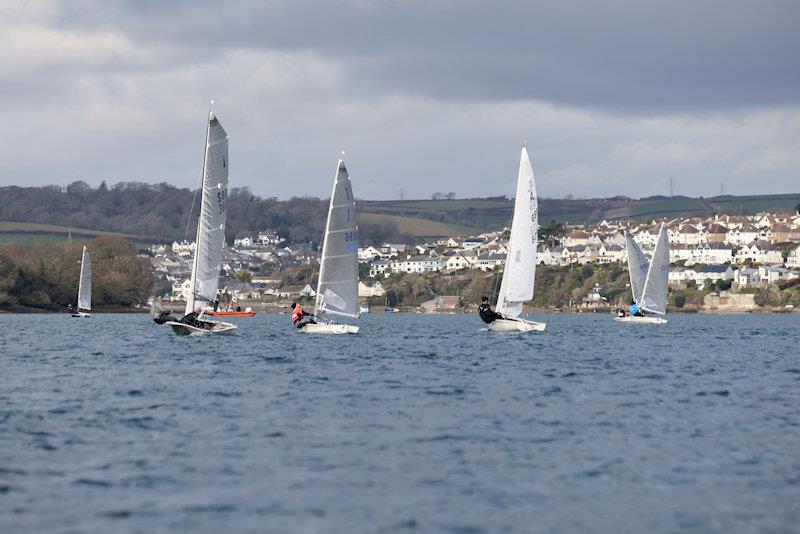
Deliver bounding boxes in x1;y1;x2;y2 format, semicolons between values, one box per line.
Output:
360;213;475;237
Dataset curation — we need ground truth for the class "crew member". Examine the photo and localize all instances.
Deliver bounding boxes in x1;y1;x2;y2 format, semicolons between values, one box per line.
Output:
291;302;316;329
629;300;643;317
478;296;504;324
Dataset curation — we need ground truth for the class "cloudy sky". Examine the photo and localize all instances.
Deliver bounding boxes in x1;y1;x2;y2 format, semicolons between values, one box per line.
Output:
1;0;798;200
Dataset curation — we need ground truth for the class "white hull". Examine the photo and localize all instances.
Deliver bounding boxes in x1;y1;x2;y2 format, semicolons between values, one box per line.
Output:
614;315;668;324
299;323;359;334
487;318;546;332
165;320;237;335
71;312;91;318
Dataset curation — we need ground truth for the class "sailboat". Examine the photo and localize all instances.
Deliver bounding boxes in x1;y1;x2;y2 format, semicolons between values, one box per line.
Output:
486;146;546;332
300;157;360;334
162;110;236;335
616;223;669;324
71;245;91;317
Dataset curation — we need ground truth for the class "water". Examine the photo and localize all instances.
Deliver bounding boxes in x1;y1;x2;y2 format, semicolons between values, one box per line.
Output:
1;312;799;533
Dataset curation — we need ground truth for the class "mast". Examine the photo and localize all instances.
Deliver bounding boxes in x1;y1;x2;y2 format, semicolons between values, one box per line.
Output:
186;111;212;316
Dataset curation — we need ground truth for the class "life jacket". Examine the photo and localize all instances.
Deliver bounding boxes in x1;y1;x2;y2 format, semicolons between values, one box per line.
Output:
292;305;304;322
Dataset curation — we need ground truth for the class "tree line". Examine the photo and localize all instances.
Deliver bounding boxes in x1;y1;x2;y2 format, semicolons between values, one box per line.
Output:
0;237;153;311
0;182;398;245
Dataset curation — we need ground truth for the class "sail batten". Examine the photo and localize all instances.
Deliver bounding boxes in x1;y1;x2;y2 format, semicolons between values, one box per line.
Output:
314;159;359;319
76;246;92;311
496;146;538;318
185;112;228;316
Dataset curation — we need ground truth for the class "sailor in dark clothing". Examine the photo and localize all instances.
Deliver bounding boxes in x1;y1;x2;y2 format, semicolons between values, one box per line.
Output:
478;296;505;324
291;302;316;329
180;308;214;330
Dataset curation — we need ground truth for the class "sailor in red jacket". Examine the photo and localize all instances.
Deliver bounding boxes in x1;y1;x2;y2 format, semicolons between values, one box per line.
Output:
290;302;316;329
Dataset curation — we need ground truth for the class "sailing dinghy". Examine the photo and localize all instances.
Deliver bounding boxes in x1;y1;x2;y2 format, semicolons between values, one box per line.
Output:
616;223;669;324
487;146;545;332
72;245;92;317
301;157;360;334
162;110;236;335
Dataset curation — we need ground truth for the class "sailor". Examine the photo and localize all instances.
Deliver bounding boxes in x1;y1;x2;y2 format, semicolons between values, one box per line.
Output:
291;302;316;329
629;300;643;317
478;296;504;324
181;307;213;330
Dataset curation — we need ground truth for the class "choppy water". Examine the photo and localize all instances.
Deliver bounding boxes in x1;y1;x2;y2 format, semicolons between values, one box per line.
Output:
1;312;799;533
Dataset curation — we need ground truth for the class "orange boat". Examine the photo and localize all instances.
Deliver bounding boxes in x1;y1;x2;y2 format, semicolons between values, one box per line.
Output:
209;310;256;317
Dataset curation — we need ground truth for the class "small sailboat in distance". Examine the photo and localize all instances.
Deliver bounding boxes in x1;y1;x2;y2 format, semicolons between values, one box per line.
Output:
616;223;669;324
299;156;360;334
72;245;91;317
486;145;545;332
154;109;236;335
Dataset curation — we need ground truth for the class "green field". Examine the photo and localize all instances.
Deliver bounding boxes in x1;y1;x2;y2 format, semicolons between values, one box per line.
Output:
360;213;476;237
0;221;161;247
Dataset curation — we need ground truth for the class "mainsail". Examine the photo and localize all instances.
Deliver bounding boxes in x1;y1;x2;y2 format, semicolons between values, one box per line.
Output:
624;231;649;304
496;146;539;318
186;111;228;316
77;245;92;311
640;224;670;315
314;159;359;319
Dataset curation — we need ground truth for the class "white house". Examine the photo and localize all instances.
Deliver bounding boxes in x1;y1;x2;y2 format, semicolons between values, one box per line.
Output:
444;252;471;271
725;225;760;246
393;255;443;274
690;242;733;265
597;244;625;264
669;267;694;286
233;235;253;248
734;268;760;287
692;265;734;287
758;266;800;285
734;241;784;265
171;278;193;300
358;281;386;298
369;259;392;278
476;254;505;271
786;245;800;269
171;240;196;257
358;246;382;262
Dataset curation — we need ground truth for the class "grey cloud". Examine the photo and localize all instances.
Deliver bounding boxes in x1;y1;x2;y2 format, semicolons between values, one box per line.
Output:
53;0;800;111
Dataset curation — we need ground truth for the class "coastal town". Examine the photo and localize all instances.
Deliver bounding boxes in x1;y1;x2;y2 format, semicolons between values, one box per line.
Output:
148;210;800;313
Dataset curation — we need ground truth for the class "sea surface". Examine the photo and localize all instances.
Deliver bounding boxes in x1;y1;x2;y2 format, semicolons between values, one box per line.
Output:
1;312;799;533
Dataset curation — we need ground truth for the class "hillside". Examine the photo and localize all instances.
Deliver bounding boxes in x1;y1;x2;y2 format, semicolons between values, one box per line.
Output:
1;183;798;244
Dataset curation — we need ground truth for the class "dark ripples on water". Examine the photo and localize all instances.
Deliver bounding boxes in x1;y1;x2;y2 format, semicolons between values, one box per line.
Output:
1;312;799;532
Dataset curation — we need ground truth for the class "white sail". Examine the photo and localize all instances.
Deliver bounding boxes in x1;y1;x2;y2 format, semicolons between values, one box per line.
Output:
624;231;649;304
640;224;670;315
314;159;359;319
186;111;228;316
496;146;538;318
77;245;92;311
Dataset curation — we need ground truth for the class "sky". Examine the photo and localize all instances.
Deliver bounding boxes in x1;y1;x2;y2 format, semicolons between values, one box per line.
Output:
1;0;798;200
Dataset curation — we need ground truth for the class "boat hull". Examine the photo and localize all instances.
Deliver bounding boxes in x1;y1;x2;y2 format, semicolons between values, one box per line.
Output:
165;320;238;335
71;312;91;318
614;315;668;324
299;323;359;334
487;318;546;332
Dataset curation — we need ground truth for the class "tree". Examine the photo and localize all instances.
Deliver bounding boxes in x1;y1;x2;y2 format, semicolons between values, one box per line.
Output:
234;270;253;282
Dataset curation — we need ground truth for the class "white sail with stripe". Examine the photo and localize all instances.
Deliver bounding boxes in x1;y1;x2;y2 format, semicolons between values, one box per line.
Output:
185;111;228;316
314;159;359;319
496;146;539;318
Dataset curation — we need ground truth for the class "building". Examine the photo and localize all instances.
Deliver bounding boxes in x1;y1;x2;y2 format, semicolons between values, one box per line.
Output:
734;241;784;265
690;242;733;265
171;240;196;257
369;259;392;278
692;265;734;287
734;268;760;287
358;281;386;298
233;235;253;248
